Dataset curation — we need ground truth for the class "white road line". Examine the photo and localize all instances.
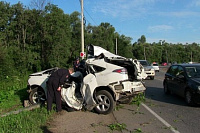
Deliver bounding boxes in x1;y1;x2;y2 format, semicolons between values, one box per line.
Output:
142;103;180;133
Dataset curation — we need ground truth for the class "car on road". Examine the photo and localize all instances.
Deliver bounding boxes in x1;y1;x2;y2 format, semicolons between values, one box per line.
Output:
162;62;168;66
163;64;200;106
27;45;147;114
152;63;159;72
138;60;155;80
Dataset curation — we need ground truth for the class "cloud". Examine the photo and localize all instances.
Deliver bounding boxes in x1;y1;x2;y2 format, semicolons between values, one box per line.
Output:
190;0;200;7
156;11;200;18
91;0;156;19
148;25;173;32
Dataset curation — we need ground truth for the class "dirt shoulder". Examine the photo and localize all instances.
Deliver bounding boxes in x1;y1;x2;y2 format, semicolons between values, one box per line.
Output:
45;103;172;133
45;110;121;133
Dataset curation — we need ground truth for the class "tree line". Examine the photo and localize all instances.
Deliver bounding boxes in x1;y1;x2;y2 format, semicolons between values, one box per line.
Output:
0;2;200;80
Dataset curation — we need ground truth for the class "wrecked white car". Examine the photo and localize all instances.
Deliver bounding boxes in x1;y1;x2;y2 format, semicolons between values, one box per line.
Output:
27;45;147;114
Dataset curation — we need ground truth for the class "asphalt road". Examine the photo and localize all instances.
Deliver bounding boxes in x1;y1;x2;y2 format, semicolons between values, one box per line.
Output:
47;67;200;133
144;68;200;133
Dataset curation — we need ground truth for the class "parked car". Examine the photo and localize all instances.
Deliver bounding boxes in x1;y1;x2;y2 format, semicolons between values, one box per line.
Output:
162;62;167;66
27;45;147;114
138;60;155;80
152;63;159;72
163;64;200;106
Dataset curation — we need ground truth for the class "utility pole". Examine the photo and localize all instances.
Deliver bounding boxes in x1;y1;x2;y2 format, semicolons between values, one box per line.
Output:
81;0;84;59
115;38;117;55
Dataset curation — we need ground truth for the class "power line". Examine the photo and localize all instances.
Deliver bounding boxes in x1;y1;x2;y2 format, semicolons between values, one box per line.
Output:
78;0;98;26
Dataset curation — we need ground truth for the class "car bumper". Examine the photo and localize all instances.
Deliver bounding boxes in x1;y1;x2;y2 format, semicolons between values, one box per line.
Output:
145;71;155;77
110;81;146;100
154;68;159;71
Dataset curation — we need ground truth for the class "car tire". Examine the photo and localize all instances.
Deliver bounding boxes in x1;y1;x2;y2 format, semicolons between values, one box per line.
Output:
118;97;133;104
29;87;46;104
150;76;154;80
94;90;115;115
164;82;170;94
185;89;195;106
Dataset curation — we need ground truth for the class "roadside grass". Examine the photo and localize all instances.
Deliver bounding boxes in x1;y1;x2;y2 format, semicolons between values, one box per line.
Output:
0;107;54;133
0;75;28;114
0;74;55;133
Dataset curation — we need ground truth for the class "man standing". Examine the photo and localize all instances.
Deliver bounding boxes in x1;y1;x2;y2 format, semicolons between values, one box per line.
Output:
47;68;74;112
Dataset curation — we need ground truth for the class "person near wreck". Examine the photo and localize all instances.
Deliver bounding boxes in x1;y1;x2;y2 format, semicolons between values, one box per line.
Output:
73;57;80;72
47;68;74;112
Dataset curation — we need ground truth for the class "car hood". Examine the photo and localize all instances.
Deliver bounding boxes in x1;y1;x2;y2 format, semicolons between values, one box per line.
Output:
144;65;154;69
87;44;125;59
29;67;58;76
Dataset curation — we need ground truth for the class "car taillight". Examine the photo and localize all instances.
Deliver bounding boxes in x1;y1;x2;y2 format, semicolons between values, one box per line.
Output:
113;68;127;74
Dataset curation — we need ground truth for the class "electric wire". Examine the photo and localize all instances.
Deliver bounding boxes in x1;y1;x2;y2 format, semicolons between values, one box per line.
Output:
78;0;98;26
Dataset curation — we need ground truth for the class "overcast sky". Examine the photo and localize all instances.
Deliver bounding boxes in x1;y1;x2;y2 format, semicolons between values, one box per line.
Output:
3;0;200;44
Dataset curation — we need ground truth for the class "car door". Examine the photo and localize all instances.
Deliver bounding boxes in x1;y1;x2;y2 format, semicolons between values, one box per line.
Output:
165;65;178;92
173;66;187;97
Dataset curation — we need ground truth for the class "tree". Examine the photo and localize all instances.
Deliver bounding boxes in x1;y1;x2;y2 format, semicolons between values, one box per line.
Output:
137;35;146;44
30;0;51;11
116;34;133;58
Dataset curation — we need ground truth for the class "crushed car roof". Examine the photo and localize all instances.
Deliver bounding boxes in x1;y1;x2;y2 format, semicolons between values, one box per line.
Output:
87;44;125;59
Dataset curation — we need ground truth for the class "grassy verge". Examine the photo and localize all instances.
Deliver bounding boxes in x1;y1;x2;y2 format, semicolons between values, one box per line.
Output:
0;75;28;114
0;74;54;133
0;107;54;133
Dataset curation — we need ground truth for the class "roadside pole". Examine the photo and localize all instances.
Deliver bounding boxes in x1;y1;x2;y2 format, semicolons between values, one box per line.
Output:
81;0;84;59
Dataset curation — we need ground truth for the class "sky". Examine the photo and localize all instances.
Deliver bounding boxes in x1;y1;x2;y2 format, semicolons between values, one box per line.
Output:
3;0;200;44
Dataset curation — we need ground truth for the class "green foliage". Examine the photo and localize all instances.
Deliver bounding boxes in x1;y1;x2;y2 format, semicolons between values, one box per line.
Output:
108;123;127;131
1;1;200;80
133;128;142;133
0;74;28;114
131;93;145;110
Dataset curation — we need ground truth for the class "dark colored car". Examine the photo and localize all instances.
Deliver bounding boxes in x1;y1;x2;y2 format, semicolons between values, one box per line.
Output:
163;64;200;106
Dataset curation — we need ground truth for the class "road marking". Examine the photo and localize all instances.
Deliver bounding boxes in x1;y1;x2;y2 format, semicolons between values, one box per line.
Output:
142;103;180;133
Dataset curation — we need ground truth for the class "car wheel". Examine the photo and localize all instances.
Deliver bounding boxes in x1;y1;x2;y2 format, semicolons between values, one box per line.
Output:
164;82;170;94
118;97;133;104
150;76;154;80
29;87;46;104
185;89;195;106
94;90;115;115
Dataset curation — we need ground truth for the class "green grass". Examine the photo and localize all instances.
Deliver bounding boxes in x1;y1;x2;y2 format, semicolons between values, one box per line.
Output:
0;74;55;133
108;123;127;131
0;75;28;114
0;107;54;133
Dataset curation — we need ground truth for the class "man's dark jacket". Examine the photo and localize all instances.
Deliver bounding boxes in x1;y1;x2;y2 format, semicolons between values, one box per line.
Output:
48;68;69;86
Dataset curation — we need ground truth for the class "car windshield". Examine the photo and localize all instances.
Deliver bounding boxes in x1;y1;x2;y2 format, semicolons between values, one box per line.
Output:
185;66;200;78
153;64;158;66
139;61;149;66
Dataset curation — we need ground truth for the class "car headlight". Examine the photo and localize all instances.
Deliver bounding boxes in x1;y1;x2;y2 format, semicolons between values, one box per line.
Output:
198;86;200;91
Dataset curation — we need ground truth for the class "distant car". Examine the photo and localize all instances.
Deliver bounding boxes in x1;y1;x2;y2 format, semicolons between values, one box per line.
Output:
152;63;159;72
163;64;200;106
138;60;155;80
162;62;167;66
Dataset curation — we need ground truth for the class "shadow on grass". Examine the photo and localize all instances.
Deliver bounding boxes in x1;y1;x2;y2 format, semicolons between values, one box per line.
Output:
41;126;53;133
15;87;29;105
